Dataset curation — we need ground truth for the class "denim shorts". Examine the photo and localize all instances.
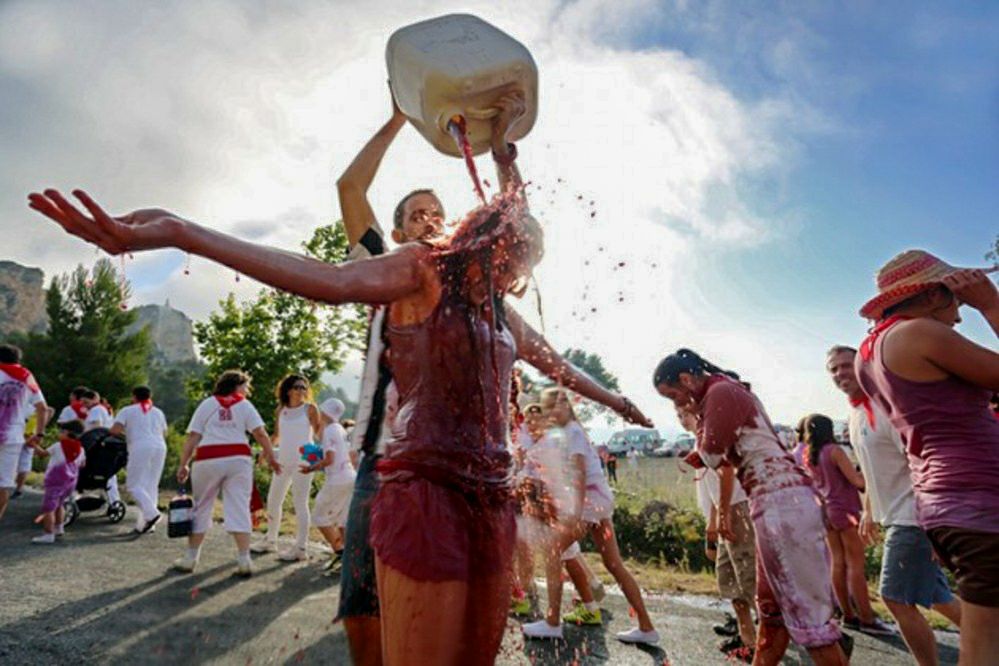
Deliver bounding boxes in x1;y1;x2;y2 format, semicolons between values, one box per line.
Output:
881;524;954;608
336;453;380;620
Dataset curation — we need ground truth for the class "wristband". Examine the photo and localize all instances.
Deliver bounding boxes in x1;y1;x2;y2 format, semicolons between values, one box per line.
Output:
492;142;517;167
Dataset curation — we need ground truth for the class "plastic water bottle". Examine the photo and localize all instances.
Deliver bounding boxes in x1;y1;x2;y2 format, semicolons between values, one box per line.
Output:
168;489;194;538
387;14;538;157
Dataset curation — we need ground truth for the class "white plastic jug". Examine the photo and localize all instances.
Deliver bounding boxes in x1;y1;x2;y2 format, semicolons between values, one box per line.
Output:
387;14;538;157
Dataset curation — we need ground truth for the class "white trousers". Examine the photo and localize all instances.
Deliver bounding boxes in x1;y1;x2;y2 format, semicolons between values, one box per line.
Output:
126;445;166;525
191;456;253;534
264;465;313;548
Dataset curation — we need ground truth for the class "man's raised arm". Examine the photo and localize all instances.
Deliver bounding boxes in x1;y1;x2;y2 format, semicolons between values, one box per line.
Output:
336;96;407;249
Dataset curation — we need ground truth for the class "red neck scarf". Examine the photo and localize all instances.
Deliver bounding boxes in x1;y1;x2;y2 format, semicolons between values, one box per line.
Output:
70;399;89;420
215;394;245;409
59;437;83;464
0;363;40;393
849;395;876;429
859;315;911;363
135;399;154;414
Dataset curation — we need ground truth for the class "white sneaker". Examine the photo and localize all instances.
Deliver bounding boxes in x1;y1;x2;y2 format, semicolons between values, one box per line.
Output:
616;627;660;645
235;559;254;577
522;620;564;640
54;526;64;537
250;541;275;554
32;533;56;544
173;553;199;573
278;547;307;562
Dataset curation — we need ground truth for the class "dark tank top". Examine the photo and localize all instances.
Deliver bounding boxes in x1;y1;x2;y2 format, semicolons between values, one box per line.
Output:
380;284;516;495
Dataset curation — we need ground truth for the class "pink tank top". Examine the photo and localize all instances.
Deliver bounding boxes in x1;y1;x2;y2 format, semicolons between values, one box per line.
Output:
856;323;999;533
806;444;862;519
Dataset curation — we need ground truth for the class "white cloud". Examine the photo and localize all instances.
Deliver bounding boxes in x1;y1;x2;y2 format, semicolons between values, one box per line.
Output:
1;0;837;432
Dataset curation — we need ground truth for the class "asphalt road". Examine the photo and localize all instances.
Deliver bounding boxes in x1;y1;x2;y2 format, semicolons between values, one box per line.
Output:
0;489;959;665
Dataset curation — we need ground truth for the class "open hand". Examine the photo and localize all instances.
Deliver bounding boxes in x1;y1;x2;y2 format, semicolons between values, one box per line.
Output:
859;512;881;546
491;89;527;145
718;510;737;543
943;268;999;314
28;189;185;255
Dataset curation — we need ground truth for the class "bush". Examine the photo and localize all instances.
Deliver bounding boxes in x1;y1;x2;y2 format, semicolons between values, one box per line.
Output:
598;499;712;572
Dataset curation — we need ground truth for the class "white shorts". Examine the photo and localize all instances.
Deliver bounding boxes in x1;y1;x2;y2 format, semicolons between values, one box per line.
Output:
191;456;253;534
312;481;353;528
0;442;24;489
18;445;34;474
581;483;614;524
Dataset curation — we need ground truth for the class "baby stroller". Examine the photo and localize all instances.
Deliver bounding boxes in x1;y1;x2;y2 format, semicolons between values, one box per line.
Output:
63;427;128;526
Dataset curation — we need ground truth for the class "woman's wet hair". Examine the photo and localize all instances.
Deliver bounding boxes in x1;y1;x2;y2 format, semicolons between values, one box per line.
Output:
276;373;311;407
213;370;251;396
804;414;837;466
438;193;544;299
652;348;740;388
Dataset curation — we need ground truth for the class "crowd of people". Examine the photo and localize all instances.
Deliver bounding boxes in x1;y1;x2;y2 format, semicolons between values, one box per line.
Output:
10;84;996;666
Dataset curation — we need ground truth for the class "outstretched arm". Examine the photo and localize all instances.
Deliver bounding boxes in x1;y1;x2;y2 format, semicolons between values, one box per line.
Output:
506;306;653;427
28;189;428;306
337;96;408;246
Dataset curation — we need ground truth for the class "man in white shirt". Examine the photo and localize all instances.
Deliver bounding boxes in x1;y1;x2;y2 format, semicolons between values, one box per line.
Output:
57;386;90;425
111;386;168;534
0;344;48;521
827;345;962;665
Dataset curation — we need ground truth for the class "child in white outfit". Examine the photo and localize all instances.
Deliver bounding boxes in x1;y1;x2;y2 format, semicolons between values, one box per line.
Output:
308;398;356;573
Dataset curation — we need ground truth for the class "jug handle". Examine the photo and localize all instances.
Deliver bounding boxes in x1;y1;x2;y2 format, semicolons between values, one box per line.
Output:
464;107;499;120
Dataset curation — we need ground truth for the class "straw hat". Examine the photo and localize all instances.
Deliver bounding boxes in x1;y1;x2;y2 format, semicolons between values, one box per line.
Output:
859;250;962;320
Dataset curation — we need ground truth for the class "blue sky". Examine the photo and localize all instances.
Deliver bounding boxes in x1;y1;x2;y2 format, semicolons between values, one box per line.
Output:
1;1;995;435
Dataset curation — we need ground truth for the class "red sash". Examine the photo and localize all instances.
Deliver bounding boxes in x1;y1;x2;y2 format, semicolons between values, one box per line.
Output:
194;443;252;460
859;315;911;362
135;399;154;414
215;394;245;409
70;400;89;420
849;395;876;429
0;363;40;393
60;437;83;464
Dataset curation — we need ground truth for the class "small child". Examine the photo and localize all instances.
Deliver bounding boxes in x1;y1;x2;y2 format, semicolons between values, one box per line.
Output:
306;398;356;575
32;420;86;544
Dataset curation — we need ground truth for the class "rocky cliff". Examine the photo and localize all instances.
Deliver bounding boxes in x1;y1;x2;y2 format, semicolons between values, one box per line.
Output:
0;261;47;337
130;302;197;365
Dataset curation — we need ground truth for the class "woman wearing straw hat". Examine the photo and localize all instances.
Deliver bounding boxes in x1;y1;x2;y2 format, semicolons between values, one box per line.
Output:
855;249;999;666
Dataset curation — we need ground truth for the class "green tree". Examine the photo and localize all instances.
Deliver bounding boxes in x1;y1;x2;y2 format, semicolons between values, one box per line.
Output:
14;259;151;410
522;348;621;424
986;234;999;265
189;222;366;428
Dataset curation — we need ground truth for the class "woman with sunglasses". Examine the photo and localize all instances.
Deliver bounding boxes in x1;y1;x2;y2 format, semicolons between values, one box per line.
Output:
254;374;322;561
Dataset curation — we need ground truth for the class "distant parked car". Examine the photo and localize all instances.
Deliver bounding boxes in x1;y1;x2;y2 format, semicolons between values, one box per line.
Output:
607;428;663;456
648;442;675;458
673;433;695;457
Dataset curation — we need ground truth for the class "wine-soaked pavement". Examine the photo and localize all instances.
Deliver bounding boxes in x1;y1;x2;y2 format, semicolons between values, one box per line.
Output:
0;490;959;665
